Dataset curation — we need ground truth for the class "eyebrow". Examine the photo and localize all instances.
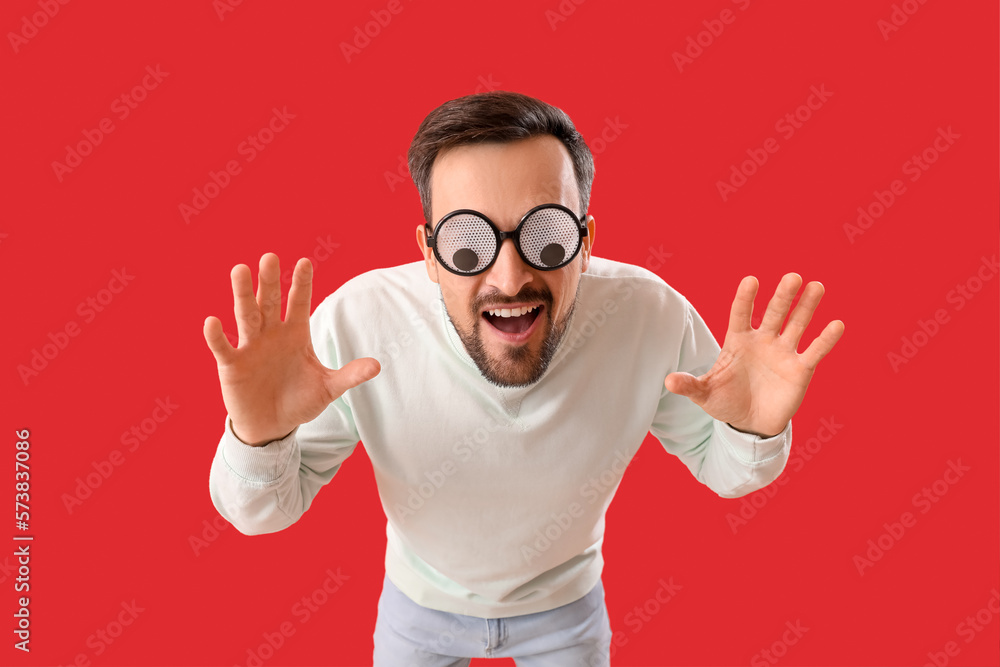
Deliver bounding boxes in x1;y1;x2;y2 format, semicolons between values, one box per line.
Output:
433;203;584;228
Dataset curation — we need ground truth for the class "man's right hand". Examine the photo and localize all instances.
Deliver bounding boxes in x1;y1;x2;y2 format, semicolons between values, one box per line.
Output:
203;253;380;447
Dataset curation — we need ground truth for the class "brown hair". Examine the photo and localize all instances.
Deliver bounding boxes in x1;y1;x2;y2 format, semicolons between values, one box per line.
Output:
407;90;595;226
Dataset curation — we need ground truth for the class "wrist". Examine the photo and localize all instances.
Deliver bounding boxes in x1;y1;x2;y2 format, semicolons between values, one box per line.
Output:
230;419;294;447
726;421;785;439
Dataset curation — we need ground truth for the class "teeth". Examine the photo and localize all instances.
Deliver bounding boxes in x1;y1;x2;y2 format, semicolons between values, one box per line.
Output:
486;305;539;318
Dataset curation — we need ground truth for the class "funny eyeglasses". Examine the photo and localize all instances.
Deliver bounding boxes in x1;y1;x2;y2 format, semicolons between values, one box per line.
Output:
425;203;588;276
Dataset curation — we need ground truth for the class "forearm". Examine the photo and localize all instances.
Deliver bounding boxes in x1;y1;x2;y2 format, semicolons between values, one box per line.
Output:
208;417;304;535
699;419;792;498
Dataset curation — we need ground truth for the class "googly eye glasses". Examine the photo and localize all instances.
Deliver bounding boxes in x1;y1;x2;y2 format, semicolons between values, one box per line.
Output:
425;203;588;276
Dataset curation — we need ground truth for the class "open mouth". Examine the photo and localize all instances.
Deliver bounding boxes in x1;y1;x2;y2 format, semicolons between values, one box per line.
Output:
482;304;543;336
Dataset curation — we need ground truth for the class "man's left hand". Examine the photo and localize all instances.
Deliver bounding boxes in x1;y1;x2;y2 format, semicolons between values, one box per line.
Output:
665;273;845;438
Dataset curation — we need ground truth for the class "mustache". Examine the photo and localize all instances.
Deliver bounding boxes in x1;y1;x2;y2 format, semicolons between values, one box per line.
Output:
472;287;552;312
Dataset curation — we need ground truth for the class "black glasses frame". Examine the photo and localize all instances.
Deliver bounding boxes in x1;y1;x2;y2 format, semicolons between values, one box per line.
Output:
425;203;589;276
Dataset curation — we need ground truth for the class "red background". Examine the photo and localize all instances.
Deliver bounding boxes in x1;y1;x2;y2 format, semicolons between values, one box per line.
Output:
3;1;998;665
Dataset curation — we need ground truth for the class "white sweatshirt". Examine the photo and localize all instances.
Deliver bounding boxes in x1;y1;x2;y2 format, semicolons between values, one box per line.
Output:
208;256;792;618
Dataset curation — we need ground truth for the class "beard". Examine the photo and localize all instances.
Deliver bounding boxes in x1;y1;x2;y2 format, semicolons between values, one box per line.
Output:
444;283;579;388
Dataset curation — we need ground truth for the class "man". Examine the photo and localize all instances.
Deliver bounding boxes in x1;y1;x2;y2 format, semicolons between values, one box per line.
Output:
205;90;844;665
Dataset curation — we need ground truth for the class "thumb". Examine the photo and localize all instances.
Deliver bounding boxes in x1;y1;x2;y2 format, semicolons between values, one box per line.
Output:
664;372;708;404
325;357;382;399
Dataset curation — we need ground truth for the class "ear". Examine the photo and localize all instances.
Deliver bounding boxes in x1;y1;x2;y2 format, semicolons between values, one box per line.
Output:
581;215;595;273
415;223;439;284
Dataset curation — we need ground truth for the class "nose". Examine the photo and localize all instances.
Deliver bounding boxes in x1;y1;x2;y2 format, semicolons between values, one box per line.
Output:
485;238;533;296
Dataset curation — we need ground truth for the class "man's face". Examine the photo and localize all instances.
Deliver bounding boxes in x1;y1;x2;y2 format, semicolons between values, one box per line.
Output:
416;135;596;388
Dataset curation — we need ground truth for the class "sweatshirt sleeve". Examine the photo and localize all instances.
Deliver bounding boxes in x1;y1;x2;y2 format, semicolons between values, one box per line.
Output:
208;297;362;535
649;298;792;498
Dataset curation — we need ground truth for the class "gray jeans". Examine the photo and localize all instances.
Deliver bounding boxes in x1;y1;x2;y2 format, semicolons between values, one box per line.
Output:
372;574;613;666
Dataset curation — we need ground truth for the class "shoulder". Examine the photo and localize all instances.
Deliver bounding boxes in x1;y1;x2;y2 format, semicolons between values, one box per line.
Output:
580;256;691;316
315;261;434;312
310;261;439;342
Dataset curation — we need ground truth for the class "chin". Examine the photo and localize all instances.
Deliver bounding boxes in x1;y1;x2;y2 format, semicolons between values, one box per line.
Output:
473;311;565;388
445;287;579;389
